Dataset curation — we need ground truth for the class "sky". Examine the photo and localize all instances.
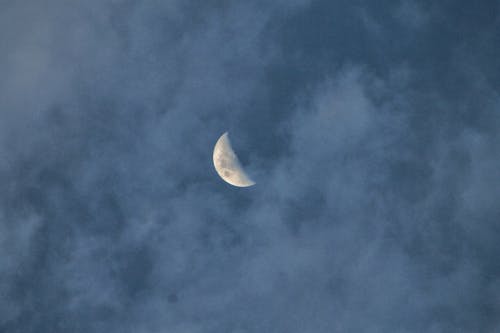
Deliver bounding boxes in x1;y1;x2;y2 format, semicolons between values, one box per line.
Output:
1;1;500;332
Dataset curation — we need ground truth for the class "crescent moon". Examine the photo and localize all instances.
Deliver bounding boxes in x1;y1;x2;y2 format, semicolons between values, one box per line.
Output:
213;132;255;187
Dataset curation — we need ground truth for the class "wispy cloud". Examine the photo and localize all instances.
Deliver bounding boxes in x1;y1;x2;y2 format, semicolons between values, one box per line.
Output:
0;1;499;332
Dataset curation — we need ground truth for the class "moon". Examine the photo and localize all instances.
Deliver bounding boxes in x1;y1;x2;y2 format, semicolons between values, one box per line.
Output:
213;132;255;187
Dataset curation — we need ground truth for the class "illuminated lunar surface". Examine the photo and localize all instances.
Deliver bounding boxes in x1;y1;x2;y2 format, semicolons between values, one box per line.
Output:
213;132;255;187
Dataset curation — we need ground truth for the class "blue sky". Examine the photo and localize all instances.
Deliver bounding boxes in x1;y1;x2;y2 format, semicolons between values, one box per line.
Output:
1;1;500;332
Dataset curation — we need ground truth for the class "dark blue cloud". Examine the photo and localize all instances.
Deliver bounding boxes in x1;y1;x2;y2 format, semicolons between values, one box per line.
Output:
1;1;499;332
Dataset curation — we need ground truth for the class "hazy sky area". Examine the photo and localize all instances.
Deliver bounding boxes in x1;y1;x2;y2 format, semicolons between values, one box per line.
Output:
1;1;500;332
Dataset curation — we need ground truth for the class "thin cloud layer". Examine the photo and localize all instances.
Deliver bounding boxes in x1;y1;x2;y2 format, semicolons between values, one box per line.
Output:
1;1;499;332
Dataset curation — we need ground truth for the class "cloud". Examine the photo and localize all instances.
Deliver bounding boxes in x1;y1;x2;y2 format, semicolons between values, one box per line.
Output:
1;1;499;332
